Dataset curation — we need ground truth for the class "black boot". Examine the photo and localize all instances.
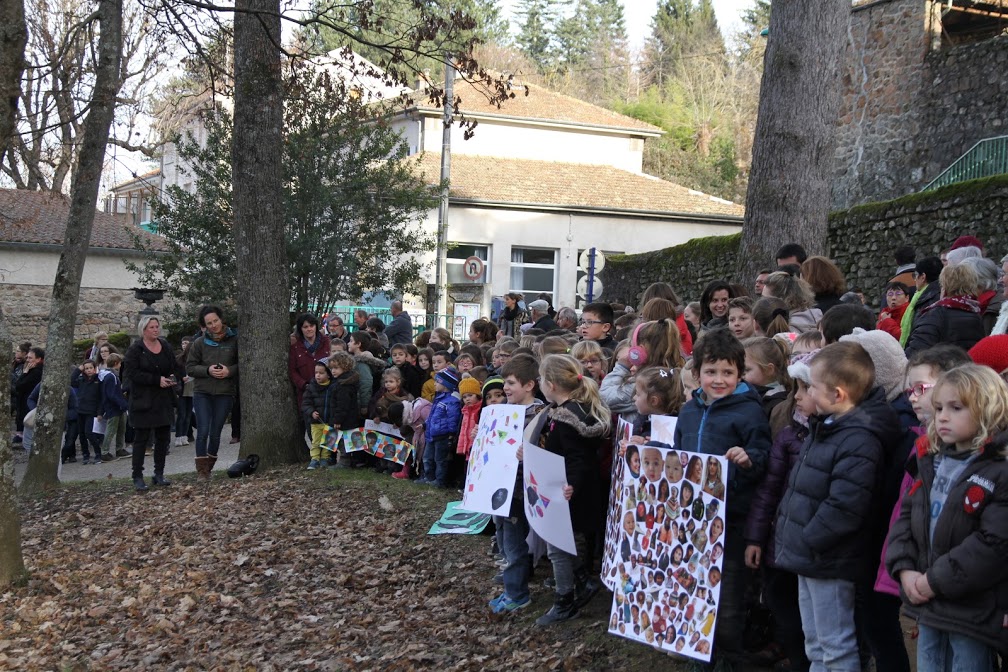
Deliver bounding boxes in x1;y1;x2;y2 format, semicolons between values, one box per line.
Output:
133;477;149;492
535;591;578;626
151;473;171;486
574;569;601;609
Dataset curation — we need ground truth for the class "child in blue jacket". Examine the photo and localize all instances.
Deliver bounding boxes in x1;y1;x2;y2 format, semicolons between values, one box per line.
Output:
97;353;129;461
673;327;770;669
418;367;461;487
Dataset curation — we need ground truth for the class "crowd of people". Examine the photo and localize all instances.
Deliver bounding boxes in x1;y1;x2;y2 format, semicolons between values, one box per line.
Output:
12;235;1008;671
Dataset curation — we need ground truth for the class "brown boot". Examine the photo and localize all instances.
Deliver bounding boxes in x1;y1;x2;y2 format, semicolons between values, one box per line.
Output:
195;456;210;482
206;454;218;476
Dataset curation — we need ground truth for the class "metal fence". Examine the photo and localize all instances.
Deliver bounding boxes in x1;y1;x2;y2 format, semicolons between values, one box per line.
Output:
923;135;1008;191
314;306;454;338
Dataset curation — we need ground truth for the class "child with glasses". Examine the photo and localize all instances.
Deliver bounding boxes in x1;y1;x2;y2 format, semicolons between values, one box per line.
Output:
577;302;615;350
570;340;608;384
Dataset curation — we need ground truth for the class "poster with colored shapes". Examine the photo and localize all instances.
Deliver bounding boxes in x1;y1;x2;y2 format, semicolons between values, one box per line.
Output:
522;442;577;555
601;417;633;590
335;426;414;465
461;404;524;516
650;415;678;446
428;501;492;535
605;445;728;663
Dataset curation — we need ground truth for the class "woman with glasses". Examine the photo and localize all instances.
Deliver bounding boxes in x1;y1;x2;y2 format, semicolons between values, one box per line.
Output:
877;281;912;339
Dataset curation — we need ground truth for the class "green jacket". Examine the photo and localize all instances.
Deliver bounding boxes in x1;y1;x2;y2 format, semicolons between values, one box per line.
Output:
186;329;240;396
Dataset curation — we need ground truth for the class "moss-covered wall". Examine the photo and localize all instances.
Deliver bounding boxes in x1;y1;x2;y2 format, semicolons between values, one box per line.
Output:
604;175;1008;308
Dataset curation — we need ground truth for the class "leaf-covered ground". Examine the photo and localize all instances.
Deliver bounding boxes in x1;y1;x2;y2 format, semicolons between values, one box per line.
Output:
1;467;689;671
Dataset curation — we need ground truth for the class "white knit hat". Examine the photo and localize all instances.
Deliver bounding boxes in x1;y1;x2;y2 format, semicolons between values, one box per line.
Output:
839;327;908;401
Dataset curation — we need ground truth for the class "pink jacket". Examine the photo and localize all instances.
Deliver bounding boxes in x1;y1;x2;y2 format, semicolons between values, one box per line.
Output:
874;435;924;596
456;401;482;456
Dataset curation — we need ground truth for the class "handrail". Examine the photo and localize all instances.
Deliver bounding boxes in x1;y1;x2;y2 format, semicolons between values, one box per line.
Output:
923;135;1008;191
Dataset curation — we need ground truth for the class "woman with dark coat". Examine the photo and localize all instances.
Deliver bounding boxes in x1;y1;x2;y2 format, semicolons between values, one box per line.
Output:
14;346;44;437
904;263;985;357
496;293;528;338
288;313;331;413
124;316;180;492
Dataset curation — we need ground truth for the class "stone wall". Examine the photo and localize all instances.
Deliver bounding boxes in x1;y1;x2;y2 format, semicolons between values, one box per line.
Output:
604;176;1008;308
603;233;741;308
833;0;1008;209
0;285;148;348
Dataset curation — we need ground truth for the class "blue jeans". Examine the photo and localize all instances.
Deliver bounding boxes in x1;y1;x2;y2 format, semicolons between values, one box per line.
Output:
917;623;996;672
193;393;233;458
175;396;193;438
424;436;453;485
798;575;859;672
498;514;530;602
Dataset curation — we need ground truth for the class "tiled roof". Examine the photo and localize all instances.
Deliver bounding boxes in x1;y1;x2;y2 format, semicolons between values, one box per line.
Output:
0;188;169;251
413;153;744;219
410;81;662;135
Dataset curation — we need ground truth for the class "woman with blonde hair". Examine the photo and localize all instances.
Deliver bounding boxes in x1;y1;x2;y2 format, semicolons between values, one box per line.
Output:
904;263;984;356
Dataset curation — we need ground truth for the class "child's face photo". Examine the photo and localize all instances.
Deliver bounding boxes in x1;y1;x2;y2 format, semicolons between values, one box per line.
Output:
906;364;940;423
699;358;740;402
314;365;329;385
456;356;474;372
432;355;449;372
728;307;755;340
577;310;611;341
642;448;663;482
462;392;480;406
366;434;378;448
418;354;431;370
485;389;507;405
384;377;400;393
664;453;683;482
391;349;406;366
623;511;636;536
794;380;818;418
709;517;724;543
351;432;364;448
626;448;640;476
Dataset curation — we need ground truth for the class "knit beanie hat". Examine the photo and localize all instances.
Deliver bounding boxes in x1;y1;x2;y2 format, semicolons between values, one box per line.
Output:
482;376;505;396
839;327;908;401
951;235;983;251
314;359;333;380
786;349;819;386
969;335;1008;374
458;376;482;397
435;367;461;392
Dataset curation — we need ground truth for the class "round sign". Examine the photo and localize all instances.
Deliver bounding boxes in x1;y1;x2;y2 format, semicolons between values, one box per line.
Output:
577;249;606;273
576;275;604;299
462;256;484;280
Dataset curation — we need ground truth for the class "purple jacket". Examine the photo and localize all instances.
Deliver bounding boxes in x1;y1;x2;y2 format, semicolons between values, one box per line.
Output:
743;420;807;567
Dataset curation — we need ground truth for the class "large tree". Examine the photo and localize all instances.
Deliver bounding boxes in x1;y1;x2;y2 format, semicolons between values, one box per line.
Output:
738;0;851;281
20;0;123;493
641;0;723;89
129;63;437;319
0;0;27;584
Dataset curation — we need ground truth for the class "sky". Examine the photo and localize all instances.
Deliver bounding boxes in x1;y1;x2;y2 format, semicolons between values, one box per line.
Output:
498;0;754;51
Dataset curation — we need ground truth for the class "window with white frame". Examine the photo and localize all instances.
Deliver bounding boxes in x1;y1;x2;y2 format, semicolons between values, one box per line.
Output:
446;244;490;284
510;247;556;301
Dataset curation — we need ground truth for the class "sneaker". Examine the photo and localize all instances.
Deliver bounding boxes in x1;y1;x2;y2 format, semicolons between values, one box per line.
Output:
543;577;556;589
413;477;432;485
491;594;531;614
82;456;91;465
307;459;320;470
488;593;506;609
495;557;508;568
101;453;116;462
326;455;339;467
116;448;132;458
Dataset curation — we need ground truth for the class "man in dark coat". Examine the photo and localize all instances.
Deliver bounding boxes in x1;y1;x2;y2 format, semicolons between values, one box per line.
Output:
528;300;559;333
385;301;413;348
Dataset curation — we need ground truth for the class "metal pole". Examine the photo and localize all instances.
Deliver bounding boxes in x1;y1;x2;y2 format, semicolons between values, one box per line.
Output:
587;247;596;303
434;57;454;318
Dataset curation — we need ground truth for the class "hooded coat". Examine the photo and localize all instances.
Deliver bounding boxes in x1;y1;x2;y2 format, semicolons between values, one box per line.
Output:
301;367;360;429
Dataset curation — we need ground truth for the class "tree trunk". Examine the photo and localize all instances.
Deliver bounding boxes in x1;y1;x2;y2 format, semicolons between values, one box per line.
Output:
0;0;27;167
737;1;850;283
232;0;302;466
20;0;123;493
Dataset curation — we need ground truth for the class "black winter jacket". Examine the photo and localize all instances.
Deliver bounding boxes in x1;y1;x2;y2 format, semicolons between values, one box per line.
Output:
71;369;102;415
537;400;608;532
774;387;899;580
673;383;770;526
301;369;360;429
904;299;985;357
885;434;1008;652
744;420;807;567
123;339;180;428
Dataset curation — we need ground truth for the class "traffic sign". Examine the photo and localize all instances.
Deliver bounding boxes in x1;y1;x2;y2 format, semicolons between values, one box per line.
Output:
577;276;603;299
578;248;606;273
462;256;484;280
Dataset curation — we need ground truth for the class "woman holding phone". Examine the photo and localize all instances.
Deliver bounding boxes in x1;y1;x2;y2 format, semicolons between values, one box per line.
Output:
124;316;181;491
186;305;240;481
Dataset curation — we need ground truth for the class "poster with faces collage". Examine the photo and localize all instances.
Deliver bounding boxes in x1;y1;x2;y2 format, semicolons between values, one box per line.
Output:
605;435;728;663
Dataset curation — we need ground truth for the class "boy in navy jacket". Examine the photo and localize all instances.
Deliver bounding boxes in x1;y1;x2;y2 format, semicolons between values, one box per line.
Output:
71;360;103;464
774;342;893;672
97;353;129;461
419;367;461;487
673;328;770;668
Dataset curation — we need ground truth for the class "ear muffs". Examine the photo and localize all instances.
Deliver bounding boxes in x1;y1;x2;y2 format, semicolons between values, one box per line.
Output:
627;322;649;367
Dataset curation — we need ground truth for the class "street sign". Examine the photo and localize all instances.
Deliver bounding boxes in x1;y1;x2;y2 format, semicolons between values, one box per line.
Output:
577;276;603;299
577;248;606;273
462;256;484;280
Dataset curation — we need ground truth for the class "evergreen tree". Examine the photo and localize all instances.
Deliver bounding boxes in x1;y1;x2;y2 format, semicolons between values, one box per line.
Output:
515;0;559;69
642;0;724;88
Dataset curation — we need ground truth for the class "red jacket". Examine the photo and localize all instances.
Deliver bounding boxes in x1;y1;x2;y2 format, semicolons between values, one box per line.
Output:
876;301;908;340
288;335;332;410
676;314;693;356
456;400;482;456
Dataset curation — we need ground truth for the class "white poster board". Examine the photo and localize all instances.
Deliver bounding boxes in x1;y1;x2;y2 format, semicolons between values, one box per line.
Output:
461;404;524;516
522;442;577;555
606;445;729;663
650;415;678;445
